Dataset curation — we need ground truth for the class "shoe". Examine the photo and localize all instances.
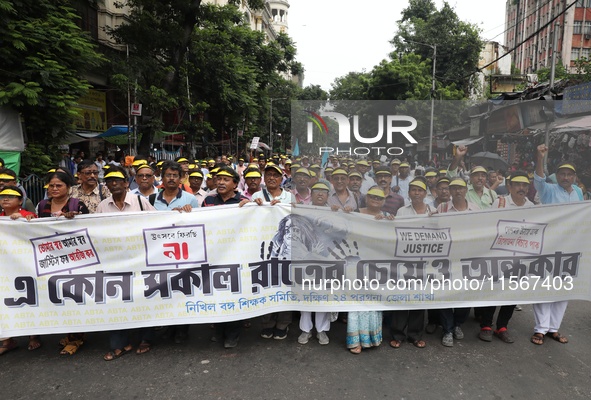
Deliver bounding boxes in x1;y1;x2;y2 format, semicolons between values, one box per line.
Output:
514;305;523;311
224;338;239;349
273;327;289;340
494;328;514;343
317;331;329;345
260;328;274;339
442;332;453;347
298;331;313;344
453;326;464;340
479;327;493;342
425;323;437;334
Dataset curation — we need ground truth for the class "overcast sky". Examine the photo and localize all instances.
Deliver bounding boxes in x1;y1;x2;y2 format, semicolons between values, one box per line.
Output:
288;0;508;91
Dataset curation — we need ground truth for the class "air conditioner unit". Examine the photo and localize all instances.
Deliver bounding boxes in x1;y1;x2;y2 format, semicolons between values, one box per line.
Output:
585;34;591;40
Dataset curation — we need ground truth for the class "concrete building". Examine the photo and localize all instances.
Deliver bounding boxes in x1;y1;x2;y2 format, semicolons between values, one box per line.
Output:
476;41;514;96
207;0;289;41
505;0;591;74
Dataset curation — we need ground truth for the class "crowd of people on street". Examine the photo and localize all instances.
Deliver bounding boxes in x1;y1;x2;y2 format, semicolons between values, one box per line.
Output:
0;143;582;357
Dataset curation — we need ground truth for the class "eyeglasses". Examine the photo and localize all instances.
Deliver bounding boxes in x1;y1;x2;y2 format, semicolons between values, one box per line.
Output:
332;177;347;182
0;179;15;183
0;195;19;200
137;174;154;179
105;178;125;184
80;171;99;176
48;184;66;189
367;195;385;201
164;174;180;179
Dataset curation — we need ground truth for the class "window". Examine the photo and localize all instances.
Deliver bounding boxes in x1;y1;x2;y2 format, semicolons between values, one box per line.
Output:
585;21;591;34
582;48;591;59
574;21;583;34
572;47;581;60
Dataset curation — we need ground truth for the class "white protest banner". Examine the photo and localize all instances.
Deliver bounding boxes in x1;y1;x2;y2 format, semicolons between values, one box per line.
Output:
1;202;590;337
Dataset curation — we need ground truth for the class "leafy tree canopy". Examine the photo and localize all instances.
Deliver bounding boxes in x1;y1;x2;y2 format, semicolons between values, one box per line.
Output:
0;0;105;143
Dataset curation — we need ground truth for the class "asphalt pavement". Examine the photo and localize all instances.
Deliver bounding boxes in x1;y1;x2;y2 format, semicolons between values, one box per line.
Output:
2;301;591;400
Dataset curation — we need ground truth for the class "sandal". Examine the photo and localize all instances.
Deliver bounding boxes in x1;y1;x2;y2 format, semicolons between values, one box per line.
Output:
60;340;83;355
0;338;18;356
412;339;426;348
349;346;362;354
28;335;42;351
530;333;544;345
389;339;402;349
546;332;568;344
104;344;133;361
136;341;151;355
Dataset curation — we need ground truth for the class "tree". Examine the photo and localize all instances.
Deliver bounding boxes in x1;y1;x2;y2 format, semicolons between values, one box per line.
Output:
108;0;302;156
392;0;483;95
0;0;105;143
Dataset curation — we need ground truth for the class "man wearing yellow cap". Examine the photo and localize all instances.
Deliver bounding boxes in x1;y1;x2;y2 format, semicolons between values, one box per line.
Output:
242;169;263;201
202;166;247;348
328;169;358;212
372;167;405;216
389;177;434;349
392;162;412;199
435;178;479;213
424;169;439;205
435;177;479;347
292;168;312;205
153;161;199;212
530;144;582;346
355;160;376;195
473;171;534;345
130;164;159;199
96;166;156;360
187;170;208;205
448;145;498;209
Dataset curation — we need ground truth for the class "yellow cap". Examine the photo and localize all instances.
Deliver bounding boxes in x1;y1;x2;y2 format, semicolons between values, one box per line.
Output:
132;159;147;166
348;171;362;179
311;182;330;191
425;171;438;178
557;163;576;173
331;168;348;176
245;171;262;178
356;160;370;167
189;171;204;178
176;157;189;163
399;162;410;168
0;174;14;180
510;175;529;184
410;180;427;191
295;168;311;176
216;170;234;178
449;178;467;187
104;171;126;180
470;166;487;174
0;188;22;197
366;188;386;198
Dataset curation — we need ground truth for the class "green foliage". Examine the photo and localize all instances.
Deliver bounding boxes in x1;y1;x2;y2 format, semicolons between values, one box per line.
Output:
108;0;302;156
20;143;59;176
392;0;483;95
536;63;568;83
0;0;105;144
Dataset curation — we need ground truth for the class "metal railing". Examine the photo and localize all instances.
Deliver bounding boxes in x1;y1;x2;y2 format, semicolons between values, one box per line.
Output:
20;174;45;207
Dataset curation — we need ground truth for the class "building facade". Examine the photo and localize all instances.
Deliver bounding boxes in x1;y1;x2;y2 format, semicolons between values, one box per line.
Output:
505;0;591;74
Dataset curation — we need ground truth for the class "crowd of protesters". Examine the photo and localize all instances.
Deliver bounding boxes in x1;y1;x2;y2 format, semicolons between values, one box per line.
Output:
0;143;583;357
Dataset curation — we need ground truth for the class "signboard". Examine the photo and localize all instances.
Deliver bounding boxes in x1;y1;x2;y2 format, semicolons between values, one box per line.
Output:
250;136;260;149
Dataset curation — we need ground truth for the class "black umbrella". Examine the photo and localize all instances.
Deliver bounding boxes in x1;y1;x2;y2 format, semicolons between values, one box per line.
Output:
469;151;509;171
